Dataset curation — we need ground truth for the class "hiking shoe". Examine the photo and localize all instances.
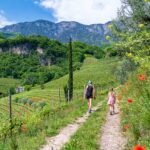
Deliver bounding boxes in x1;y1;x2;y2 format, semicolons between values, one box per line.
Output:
89;109;92;113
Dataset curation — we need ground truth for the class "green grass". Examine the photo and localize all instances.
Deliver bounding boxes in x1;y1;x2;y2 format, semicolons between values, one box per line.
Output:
0;57;120;150
0;57;120;120
1;57;119;101
62;100;107;150
0;97;101;150
118;70;150;150
0;78;20;95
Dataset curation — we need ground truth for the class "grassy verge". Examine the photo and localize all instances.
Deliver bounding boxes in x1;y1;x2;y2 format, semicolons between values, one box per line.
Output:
118;69;150;150
62;99;107;150
0;96;102;150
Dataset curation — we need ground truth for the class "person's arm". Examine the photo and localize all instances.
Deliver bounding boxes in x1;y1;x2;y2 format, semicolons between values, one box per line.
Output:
107;92;110;101
113;92;116;101
84;86;88;99
93;86;96;99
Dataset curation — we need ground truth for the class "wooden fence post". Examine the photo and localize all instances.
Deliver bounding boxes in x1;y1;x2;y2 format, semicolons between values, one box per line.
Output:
67;90;70;102
8;89;12;137
59;88;61;103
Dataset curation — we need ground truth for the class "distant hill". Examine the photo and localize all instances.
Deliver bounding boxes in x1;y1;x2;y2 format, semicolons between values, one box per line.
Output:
0;32;18;39
0;20;113;46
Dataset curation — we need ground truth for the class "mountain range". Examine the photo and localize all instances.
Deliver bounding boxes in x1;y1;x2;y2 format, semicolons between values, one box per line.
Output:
0;20;112;46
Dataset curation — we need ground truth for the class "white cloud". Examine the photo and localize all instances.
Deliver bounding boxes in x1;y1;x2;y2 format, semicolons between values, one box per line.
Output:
0;10;15;28
39;0;121;24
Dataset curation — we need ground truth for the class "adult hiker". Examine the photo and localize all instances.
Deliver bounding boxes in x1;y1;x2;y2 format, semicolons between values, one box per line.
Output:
85;80;96;113
107;88;116;115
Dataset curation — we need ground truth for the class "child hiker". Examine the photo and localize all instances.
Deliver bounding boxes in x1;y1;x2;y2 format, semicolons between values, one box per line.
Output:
107;88;116;115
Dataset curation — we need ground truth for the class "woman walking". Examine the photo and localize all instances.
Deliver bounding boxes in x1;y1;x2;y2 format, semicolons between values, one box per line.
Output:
107;88;116;115
85;80;96;113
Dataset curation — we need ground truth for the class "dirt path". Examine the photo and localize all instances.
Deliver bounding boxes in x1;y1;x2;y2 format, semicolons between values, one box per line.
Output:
100;103;127;150
40;103;102;150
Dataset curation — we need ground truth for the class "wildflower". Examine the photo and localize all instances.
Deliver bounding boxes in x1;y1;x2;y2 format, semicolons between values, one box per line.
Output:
125;83;129;86
127;53;133;58
134;56;140;62
124;124;129;129
105;35;110;40
138;74;147;81
108;24;113;29
133;145;146;150
144;0;149;3
21;124;28;133
138;24;145;28
128;99;134;103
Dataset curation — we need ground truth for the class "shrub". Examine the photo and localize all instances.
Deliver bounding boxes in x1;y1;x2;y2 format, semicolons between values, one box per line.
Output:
19;98;28;104
27;99;33;105
14;97;19;103
38;101;46;108
24;85;31;91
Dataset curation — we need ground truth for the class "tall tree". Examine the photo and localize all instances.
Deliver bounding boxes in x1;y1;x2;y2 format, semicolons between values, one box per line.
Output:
68;37;73;101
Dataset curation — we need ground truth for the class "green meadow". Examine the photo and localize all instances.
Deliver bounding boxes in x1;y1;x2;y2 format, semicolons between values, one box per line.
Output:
0;57;120;150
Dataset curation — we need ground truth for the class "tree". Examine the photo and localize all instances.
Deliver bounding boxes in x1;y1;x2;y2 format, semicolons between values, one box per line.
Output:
117;0;150;31
68;37;73;101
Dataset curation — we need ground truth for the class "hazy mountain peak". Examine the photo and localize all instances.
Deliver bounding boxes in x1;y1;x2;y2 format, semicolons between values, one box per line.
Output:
0;20;112;45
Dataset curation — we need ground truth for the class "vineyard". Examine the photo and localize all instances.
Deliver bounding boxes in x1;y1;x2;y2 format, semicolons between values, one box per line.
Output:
0;57;120;150
0;78;20;96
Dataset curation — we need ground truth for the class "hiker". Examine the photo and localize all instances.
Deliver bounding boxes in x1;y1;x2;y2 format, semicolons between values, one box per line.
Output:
85;80;96;113
107;88;116;115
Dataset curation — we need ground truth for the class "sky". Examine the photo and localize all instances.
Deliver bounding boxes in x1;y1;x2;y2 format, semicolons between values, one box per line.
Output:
0;0;122;27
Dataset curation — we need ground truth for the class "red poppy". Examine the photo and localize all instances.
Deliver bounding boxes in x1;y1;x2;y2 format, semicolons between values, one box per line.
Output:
128;99;134;103
133;145;146;150
125;83;129;86
21;124;28;133
138;74;147;81
124;124;129;129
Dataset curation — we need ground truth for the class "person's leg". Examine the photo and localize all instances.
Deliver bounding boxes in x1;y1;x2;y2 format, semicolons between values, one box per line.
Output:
88;98;92;112
88;100;90;108
109;105;113;115
112;104;115;114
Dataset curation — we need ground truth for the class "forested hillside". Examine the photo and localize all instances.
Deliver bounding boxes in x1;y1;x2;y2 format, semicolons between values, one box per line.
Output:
0;35;106;95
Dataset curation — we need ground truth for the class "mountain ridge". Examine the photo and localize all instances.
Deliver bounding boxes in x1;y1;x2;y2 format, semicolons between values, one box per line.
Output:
0;19;112;46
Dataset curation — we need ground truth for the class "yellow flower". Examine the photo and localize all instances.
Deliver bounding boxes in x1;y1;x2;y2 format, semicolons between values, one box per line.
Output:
144;0;149;2
134;56;139;61
138;24;144;28
127;53;133;58
108;24;113;29
106;35;111;40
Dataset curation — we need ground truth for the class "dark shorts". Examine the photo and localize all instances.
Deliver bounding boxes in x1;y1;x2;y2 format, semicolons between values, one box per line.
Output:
86;94;93;99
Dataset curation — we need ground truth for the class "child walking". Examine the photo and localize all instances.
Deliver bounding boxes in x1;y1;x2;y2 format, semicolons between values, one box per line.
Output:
107;88;116;115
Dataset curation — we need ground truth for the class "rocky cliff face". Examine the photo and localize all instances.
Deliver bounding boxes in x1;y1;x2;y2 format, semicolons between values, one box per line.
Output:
0;20;112;46
0;44;44;55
